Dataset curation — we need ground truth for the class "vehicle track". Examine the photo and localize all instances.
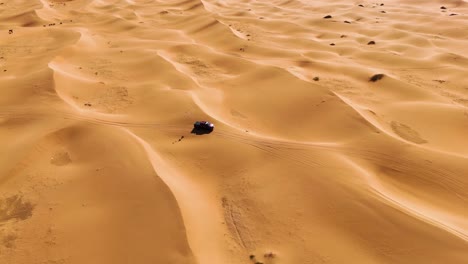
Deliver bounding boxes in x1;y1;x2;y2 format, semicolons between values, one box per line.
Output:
3;109;466;195
0;109;331;168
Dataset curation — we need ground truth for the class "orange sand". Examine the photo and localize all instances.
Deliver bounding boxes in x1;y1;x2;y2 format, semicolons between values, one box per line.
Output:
1;0;467;263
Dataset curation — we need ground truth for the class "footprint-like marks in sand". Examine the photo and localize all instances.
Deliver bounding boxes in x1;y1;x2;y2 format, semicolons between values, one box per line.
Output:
50;151;71;166
0;195;34;224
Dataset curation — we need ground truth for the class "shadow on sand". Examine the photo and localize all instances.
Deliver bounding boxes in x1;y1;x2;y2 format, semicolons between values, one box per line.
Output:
191;127;213;135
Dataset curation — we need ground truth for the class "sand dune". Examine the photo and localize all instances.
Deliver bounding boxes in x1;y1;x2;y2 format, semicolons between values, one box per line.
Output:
1;0;467;263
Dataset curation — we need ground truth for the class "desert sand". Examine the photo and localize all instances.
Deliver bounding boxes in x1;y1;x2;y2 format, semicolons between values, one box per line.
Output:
1;0;468;263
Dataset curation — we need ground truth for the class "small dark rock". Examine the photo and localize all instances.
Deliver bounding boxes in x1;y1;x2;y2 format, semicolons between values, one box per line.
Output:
340;34;347;38
449;13;458;16
313;77;320;81
358;4;364;7
367;40;376;45
84;103;92;107
8;29;13;34
330;43;335;46
381;10;386;13
380;3;384;6
249;255;255;260
440;6;447;10
369;74;385;82
323;15;332;19
344;20;351;24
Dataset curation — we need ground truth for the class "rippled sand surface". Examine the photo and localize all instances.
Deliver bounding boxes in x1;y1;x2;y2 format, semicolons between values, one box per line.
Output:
1;0;468;263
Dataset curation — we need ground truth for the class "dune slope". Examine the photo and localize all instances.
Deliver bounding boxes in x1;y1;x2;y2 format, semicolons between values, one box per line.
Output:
1;0;467;263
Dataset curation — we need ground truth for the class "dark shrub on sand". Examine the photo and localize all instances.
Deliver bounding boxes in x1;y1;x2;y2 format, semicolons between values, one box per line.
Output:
369;74;384;82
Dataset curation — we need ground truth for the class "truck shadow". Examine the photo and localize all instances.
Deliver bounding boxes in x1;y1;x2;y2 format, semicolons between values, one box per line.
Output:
191;127;213;135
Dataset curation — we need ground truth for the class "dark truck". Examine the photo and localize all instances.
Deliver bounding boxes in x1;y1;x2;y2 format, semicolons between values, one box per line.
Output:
193;121;214;132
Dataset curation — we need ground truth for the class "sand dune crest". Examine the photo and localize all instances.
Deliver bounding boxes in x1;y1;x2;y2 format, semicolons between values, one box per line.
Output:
1;0;467;263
